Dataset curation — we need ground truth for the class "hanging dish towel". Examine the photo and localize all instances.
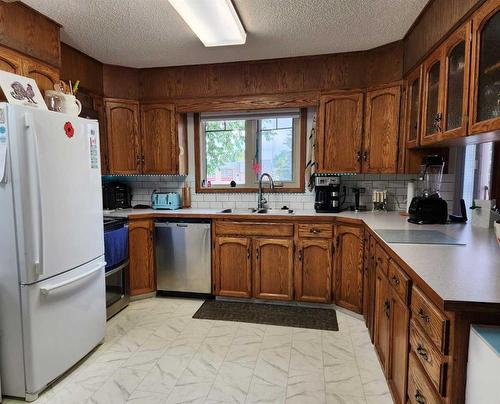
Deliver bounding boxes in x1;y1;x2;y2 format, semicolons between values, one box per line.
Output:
305;113;317;192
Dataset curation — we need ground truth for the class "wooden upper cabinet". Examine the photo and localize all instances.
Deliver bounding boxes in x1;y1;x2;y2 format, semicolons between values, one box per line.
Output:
363;86;401;173
214;237;252;298
128;219;155;296
21;59;59;94
0;46;23;74
295;238;332;303
405;66;423;148
93;96;109;174
469;0;500;134
334;224;364;313
441;22;471;139
105;99;141;174
316;92;364;173
421;48;444;144
140;103;177;174
253;238;294;301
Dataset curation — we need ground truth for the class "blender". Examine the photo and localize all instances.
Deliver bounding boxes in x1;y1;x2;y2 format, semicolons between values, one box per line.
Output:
408;155;448;224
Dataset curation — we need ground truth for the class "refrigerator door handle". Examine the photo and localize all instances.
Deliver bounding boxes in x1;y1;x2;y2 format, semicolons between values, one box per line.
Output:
40;263;104;295
25;113;44;276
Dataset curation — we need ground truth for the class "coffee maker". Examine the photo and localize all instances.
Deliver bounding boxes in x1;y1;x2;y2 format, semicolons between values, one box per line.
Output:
408;155;448;224
314;175;344;213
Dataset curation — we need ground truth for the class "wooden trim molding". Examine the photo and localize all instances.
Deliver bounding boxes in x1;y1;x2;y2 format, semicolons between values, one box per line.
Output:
194;109;307;194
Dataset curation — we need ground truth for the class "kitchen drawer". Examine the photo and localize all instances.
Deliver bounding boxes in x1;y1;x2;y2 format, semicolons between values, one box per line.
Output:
388;259;411;304
411;286;449;354
374;243;389;276
410;319;447;396
298;224;333;238
408;352;442;404
215;221;294;237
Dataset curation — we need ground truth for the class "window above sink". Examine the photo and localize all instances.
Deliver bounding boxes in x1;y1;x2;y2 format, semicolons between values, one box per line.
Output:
195;108;307;193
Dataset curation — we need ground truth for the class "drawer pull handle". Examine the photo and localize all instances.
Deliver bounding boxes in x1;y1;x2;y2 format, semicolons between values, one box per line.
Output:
309;228;320;234
416;345;429;361
256;248;260;260
418;308;430;323
383;300;391;318
391;275;400;285
415;390;426;404
247;248;250;260
298;249;303;261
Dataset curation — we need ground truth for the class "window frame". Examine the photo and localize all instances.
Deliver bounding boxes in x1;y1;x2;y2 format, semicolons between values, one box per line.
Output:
194;108;307;193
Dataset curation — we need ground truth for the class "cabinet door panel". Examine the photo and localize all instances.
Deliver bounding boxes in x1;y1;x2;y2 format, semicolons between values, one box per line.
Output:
141;103;177;174
215;237;252;298
335;224;364;313
0;46;23;74
105;100;141;174
421;48;444;144
389;293;410;404
22;59;59;94
317;92;363;173
295;238;332;303
363;86;401;173
469;0;500;134
253;238;293;301
374;269;391;375
405;66;423;148
93;96;108;174
128;219;155;296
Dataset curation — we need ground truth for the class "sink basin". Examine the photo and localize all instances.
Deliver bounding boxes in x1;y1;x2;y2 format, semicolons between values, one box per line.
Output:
219;208;257;214
218;208;294;215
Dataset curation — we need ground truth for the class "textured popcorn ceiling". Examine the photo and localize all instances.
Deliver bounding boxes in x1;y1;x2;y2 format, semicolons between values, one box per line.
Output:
23;0;428;68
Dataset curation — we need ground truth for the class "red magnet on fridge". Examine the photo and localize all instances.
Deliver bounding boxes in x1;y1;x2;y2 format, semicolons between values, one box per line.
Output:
64;121;74;138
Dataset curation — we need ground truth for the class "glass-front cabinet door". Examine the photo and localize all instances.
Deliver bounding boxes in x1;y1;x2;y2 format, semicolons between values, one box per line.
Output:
442;22;471;138
405;66;422;148
470;0;500;134
421;48;443;144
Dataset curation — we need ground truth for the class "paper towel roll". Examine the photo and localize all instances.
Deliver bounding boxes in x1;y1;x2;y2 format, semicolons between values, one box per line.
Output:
406;180;415;212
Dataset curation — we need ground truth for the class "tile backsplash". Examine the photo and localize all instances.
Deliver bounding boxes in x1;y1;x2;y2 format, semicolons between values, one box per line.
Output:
104;173;456;212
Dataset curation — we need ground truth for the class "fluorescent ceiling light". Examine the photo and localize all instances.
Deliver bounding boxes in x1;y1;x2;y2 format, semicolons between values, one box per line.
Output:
169;0;246;47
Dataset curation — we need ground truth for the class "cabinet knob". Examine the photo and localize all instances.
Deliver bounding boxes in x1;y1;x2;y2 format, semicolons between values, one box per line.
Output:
356;150;362;161
256;247;260;260
415;390;426;404
309;228;320;234
391;275;400;285
247;248;250;260
383;299;391;318
417;308;430;323
298;249;303;261
416;344;429;362
363;151;368;161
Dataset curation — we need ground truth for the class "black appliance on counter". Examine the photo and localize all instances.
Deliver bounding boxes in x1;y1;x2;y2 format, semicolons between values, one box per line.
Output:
103;216;130;319
314;174;344;213
408;155;448;224
103;182;131;210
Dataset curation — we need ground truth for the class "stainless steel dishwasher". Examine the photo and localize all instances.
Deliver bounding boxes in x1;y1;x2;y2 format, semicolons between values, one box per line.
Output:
155;218;212;297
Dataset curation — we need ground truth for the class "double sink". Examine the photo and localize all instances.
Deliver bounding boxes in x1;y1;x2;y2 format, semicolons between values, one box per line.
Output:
219;208;294;215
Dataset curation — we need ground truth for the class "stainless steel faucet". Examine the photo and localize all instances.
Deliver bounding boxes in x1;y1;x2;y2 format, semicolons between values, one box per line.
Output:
257;173;275;210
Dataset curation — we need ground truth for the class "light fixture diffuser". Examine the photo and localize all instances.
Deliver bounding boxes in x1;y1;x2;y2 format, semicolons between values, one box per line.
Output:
169;0;246;47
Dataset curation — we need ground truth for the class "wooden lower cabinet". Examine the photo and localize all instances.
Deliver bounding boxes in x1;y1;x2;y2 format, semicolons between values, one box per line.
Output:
214;237;252;298
389;291;410;404
253;238;294;300
128;219;156;296
334;224;364;313
295;238;333;303
374;267;392;373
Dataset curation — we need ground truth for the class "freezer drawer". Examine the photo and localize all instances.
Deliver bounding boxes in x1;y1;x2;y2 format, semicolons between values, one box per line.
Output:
20;256;106;396
155;219;211;294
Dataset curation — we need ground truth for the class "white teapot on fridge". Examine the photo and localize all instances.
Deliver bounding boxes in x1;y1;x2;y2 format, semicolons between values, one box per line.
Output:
59;93;82;116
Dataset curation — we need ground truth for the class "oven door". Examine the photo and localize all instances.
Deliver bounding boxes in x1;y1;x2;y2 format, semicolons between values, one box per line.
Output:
105;260;129;318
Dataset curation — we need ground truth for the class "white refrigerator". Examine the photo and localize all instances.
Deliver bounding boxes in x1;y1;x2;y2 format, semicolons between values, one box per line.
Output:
0;103;106;401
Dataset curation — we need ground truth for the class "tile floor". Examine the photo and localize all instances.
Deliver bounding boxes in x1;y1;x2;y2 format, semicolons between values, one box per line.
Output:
3;297;392;404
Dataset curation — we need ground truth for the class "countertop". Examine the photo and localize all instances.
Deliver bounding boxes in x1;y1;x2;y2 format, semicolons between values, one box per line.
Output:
105;208;500;309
